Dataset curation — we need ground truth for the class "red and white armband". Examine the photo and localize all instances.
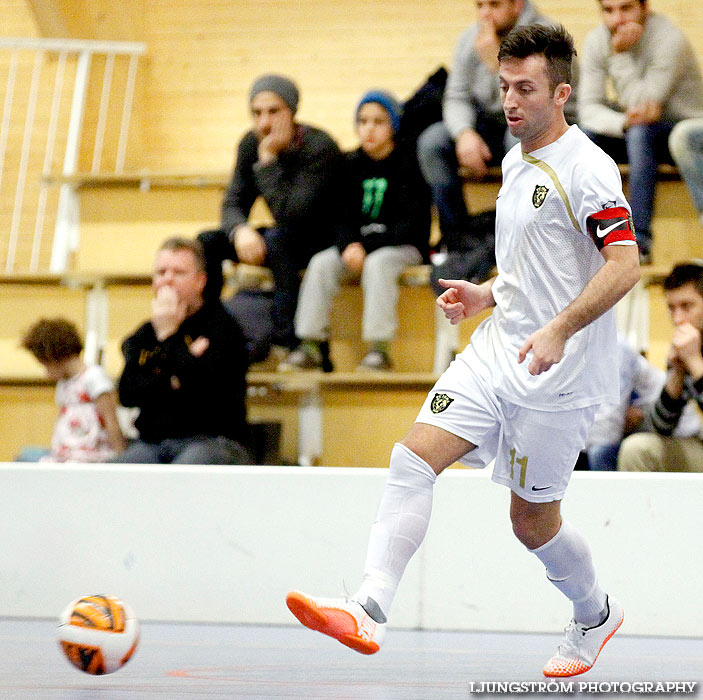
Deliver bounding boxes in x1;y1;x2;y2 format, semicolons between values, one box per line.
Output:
586;207;637;251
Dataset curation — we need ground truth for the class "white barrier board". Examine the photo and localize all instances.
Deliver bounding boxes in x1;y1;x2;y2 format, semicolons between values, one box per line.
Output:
0;464;700;636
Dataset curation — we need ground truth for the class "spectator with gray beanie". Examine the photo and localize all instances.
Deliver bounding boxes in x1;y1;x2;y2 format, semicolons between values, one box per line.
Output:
198;73;342;354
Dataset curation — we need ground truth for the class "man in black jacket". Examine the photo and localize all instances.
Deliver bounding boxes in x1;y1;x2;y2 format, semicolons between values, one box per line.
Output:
114;237;253;465
198;74;341;351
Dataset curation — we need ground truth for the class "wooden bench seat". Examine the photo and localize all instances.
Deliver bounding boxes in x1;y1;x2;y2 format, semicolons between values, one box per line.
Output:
460;163;682;182
225;261;431;294
246;370;438;467
0;364;437;466
0;263;686;465
43;171;230;190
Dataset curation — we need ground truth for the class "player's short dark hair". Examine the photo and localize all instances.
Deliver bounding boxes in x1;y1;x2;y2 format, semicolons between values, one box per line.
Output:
664;260;703;298
498;24;576;91
158;236;206;272
22;318;83;363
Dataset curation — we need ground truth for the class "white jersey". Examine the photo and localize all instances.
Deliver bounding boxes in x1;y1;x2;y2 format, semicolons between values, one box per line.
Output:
466;125;635;411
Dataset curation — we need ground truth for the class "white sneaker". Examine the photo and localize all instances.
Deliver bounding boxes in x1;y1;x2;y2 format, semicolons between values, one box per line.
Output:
286;590;386;655
277;346;323;372
357;349;392;371
543;596;624;677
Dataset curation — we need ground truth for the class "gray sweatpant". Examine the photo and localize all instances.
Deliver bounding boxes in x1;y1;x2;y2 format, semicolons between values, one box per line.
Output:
294;244;422;342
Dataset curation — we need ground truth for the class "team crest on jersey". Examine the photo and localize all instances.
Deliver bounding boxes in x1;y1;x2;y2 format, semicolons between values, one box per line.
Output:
430;393;454;414
532;185;549;208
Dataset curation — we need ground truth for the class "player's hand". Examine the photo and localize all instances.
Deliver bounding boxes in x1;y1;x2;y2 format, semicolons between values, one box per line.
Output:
233;225;267;266
517;322;568;376
258;117;295;164
341;242;366;275
456;130;492;179
671;322;703;379
611;21;643;53
152;285;187;341
474;19;501;72
436;278;494;324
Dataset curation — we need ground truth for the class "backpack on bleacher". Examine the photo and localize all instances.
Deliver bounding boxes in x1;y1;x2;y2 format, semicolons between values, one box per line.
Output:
429;209;496;296
224;289;275;364
397;66;448;150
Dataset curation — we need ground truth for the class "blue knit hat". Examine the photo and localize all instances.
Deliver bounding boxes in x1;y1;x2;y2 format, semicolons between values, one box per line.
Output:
250;74;300;114
356;90;402;134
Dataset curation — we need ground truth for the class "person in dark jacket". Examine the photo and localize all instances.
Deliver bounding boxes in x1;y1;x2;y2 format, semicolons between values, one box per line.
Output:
280;90;431;372
198;74;341;351
114;237;253;465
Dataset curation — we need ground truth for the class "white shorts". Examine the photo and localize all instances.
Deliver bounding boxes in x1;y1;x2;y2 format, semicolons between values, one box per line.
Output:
415;345;597;503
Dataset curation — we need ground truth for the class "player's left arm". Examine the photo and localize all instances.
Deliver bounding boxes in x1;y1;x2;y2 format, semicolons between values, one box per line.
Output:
519;211;640;375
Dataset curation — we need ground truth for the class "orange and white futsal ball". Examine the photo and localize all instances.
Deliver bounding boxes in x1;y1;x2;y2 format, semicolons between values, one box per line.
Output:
57;594;139;674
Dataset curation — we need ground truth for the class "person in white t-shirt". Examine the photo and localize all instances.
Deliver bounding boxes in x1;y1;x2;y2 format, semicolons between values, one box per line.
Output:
285;25;640;678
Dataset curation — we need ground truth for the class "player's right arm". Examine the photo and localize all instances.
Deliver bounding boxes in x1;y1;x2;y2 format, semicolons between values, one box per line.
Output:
436;277;496;325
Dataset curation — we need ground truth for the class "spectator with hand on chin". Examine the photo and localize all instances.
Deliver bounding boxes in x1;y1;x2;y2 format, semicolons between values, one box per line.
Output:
416;0;565;255
578;0;703;263
198;74;342;359
619;261;703;472
114;237;253;465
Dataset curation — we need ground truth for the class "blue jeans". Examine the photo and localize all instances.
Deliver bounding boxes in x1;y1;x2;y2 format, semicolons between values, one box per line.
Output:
112;436;254;465
585;443;620;471
416;117;515;249
669;118;703;215
583;122;675;250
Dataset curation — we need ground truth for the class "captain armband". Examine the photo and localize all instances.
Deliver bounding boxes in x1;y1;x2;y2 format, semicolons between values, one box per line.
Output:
585;207;636;251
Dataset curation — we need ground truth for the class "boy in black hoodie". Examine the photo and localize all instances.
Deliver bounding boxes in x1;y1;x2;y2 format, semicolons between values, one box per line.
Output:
281;90;431;372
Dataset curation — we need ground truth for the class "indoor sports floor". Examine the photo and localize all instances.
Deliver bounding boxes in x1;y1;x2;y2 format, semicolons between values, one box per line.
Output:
1;618;702;699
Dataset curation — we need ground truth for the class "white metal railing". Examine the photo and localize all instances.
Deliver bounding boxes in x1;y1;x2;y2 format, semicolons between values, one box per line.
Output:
0;37;146;273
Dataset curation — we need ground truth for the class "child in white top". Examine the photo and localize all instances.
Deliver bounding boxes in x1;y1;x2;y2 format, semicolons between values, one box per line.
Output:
22;318;125;462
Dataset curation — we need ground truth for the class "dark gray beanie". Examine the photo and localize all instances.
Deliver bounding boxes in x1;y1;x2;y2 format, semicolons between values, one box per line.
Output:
249;74;299;114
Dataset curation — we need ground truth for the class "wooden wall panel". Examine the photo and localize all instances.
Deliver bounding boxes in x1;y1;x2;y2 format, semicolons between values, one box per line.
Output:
134;0;700;170
5;0;38;35
2;1;700;176
138;0;471;168
5;1;703;182
0;384;55;460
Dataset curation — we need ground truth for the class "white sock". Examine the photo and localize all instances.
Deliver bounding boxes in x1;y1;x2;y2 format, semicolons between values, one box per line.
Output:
354;443;436;619
529;520;607;627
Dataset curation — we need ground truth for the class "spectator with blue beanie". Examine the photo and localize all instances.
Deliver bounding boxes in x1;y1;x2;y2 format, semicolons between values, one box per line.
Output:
280;90;431;372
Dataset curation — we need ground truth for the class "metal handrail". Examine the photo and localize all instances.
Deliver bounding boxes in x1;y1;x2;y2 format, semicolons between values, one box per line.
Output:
0;37;146;273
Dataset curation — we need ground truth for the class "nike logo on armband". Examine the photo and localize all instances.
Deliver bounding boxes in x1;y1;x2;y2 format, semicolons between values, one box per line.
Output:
531;485;552;492
596;219;626;238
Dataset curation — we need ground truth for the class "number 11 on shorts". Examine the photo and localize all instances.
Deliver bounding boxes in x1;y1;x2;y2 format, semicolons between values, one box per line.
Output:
509;448;528;489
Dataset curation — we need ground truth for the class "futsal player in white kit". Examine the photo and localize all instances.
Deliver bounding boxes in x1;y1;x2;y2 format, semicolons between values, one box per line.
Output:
287;24;640;677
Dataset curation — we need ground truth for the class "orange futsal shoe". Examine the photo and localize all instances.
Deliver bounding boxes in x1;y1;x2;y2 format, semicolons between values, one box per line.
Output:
543;596;624;677
286;590;386;655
